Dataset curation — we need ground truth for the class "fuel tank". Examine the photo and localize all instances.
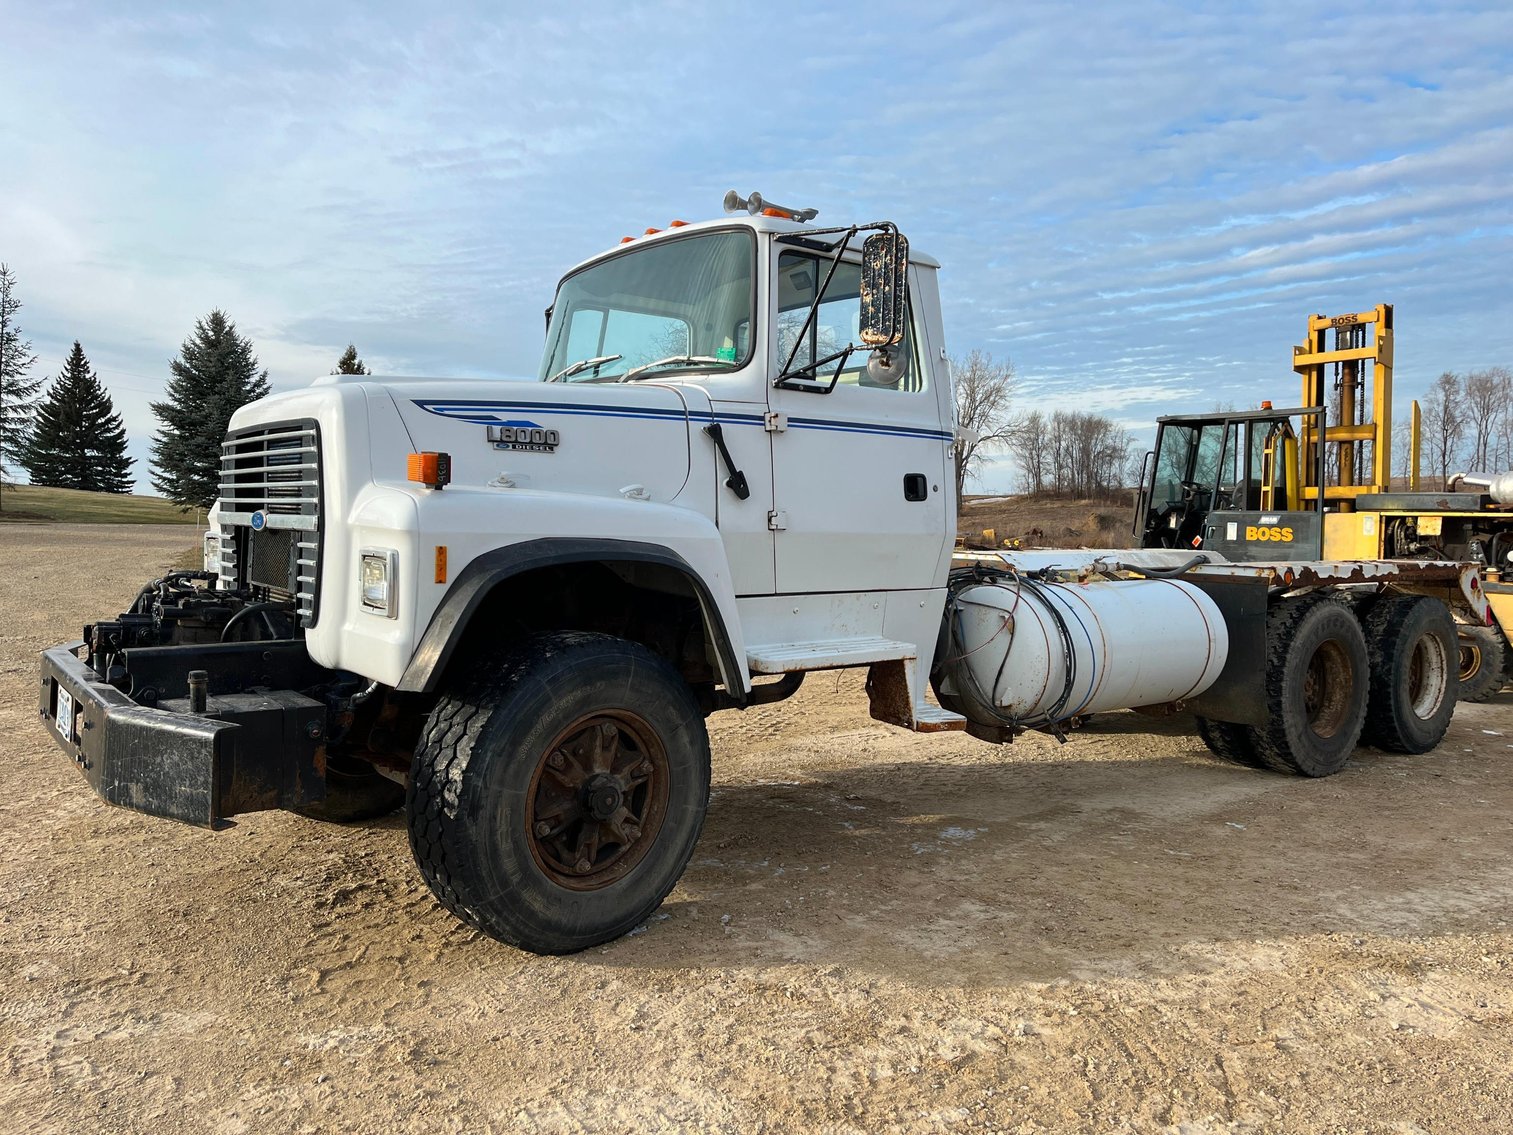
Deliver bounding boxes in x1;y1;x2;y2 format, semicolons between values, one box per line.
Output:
935;576;1229;728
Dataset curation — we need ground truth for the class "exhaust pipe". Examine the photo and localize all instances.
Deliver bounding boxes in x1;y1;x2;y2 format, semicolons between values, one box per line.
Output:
1451;471;1513;505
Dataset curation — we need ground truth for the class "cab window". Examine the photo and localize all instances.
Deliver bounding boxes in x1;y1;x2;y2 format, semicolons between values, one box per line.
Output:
776;251;924;392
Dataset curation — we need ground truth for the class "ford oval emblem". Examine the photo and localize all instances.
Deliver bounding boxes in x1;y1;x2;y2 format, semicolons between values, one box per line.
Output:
250;510;266;531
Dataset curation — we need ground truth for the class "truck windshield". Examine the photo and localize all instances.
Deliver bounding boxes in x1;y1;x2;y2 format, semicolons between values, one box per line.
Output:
539;230;755;383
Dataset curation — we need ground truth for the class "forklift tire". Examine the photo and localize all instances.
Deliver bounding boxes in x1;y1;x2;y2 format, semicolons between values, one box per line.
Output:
1361;596;1456;753
1251;597;1369;778
1193;716;1265;768
407;631;711;954
1455;621;1507;703
291;756;405;823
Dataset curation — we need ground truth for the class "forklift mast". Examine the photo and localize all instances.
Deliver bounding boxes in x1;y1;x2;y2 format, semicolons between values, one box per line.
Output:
1294;303;1396;509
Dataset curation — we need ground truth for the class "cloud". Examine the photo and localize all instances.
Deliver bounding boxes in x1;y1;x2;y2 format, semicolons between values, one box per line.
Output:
2;0;1511;490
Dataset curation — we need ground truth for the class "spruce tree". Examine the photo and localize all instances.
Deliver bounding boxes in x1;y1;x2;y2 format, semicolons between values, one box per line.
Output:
150;310;270;510
0;263;43;507
21;341;135;493
332;344;368;375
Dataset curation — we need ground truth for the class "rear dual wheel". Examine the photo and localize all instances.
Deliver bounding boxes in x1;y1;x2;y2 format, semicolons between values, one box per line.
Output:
1196;594;1456;776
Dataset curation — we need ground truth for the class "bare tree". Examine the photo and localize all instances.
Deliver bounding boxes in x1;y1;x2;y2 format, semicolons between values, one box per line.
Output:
1392;415;1416;488
1420;371;1466;488
1463;367;1511;472
1014;409;1131;499
1011;410;1048;494
951;350;1019;508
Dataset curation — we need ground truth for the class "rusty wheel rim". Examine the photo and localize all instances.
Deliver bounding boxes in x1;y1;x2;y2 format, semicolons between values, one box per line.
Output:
1302;640;1352;738
525;711;670;891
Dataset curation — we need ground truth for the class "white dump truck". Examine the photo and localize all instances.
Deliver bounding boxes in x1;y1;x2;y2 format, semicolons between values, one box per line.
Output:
40;193;1490;953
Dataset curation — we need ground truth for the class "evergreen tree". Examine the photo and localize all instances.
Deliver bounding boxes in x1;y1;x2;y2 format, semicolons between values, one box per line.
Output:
20;341;135;493
0;263;43;506
332;344;369;375
151;310;270;509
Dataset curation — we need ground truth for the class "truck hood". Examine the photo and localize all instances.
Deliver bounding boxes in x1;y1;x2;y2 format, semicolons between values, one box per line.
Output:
375;377;702;505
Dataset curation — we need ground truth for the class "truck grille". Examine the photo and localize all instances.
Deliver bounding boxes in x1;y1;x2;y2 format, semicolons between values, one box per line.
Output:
218;420;322;627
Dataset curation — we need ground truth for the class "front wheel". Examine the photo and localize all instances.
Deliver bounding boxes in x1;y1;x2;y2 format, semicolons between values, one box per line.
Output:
407;632;711;954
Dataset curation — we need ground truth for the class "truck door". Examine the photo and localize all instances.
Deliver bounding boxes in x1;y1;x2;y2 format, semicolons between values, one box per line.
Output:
766;251;952;594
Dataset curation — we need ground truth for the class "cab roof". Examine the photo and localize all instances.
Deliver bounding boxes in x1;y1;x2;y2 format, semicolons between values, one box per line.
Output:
559;212;940;282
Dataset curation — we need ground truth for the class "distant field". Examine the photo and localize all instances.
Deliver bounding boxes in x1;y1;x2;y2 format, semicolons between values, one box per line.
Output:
0;485;202;525
959;491;1137;549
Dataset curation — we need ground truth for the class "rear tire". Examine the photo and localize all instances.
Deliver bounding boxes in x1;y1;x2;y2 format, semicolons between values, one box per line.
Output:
1455;621;1507;703
1193;716;1265;768
407;631;711;954
1362;596;1455;753
1252;597;1369;777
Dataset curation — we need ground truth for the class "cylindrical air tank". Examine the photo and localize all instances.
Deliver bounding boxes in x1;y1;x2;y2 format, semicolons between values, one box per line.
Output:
935;576;1229;728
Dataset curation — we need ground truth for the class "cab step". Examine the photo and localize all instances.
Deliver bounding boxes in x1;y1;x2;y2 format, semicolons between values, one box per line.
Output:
747;636;916;673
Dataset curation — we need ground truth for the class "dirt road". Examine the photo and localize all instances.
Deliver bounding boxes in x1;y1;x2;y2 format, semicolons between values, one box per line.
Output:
2;524;1510;1134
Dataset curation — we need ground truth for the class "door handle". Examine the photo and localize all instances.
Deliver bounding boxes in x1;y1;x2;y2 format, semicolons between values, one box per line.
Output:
703;424;751;500
903;473;928;502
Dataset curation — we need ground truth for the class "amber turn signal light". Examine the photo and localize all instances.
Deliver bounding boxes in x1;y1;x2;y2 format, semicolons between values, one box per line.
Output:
408;452;451;489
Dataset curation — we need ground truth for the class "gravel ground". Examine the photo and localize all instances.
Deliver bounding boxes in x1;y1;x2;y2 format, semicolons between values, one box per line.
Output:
2;523;1511;1134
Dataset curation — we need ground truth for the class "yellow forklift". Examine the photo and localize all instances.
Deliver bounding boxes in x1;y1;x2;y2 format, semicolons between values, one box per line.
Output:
1134;303;1513;700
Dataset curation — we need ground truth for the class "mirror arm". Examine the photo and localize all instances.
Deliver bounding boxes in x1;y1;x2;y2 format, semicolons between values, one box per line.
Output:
775;344;857;394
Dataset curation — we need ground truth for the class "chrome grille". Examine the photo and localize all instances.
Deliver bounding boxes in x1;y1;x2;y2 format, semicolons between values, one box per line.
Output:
218;420;322;627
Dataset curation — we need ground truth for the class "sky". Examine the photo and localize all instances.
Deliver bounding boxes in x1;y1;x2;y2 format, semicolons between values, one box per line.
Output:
2;1;1511;493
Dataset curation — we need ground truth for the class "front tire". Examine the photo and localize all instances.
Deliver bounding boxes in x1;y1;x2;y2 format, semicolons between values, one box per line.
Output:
407;632;711;954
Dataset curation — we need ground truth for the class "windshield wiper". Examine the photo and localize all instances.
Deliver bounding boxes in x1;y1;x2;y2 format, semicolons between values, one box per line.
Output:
619;355;736;382
547;354;622;383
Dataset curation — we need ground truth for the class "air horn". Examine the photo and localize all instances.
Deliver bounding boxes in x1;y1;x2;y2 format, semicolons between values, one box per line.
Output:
722;190;818;223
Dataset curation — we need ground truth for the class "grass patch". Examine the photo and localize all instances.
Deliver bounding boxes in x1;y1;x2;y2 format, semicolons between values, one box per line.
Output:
0;485;202;525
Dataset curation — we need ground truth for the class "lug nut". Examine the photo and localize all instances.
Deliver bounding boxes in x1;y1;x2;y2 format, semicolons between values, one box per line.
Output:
548;753;564;769
575;857;591;872
534;821;551;836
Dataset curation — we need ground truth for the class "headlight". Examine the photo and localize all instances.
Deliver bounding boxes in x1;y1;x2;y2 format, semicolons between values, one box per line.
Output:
359;549;398;617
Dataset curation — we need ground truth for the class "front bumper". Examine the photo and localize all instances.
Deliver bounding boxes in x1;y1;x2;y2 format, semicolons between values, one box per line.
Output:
39;640;330;828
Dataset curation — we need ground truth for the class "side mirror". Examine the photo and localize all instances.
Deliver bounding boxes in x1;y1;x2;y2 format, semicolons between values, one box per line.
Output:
859;231;909;349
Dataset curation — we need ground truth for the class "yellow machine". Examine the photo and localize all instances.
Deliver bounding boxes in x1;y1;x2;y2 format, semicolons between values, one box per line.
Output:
1134;302;1513;699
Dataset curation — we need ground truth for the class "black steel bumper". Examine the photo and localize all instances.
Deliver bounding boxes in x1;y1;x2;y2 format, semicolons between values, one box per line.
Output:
39;640;331;829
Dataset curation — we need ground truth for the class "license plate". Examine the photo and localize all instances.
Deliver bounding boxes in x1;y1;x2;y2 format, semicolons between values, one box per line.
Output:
55;684;74;742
